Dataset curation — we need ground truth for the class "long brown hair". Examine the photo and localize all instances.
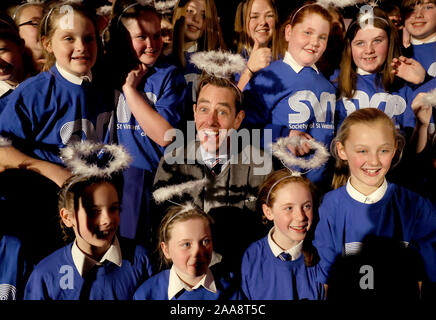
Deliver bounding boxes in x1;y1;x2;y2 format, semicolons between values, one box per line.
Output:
330;108;405;190
171;0;226;68
257;168;320;267
338;7;402;99
233;0;280;60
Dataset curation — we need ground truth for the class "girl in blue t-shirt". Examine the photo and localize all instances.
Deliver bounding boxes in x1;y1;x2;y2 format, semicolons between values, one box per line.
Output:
134;204;240;300
104;1;186;243
314;108;436;300
0;2;114;188
24;142;152;300
243;3;336;190
241;168;324;300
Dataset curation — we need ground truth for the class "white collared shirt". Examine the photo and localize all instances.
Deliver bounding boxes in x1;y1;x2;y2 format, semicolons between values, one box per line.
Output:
167;265;217;300
411;35;436;45
267;227;303;261
185;42;198;53
71;235;122;277
346;177;388;204
199;143;229;171
56;62;92;85
0;80;17;97
356;68;372;76
283;51;319;74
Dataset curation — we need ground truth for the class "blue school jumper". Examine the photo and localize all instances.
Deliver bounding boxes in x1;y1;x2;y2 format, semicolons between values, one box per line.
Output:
133;266;240;300
411;42;436;77
243;59;336;186
336;73;416;133
23;239;152;300
116;59;186;242
0;235;29;300
241;236;324;300
0;65;114;164
313;183;436;284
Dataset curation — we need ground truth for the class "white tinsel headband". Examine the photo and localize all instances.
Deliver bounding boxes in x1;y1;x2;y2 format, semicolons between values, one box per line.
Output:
153;177;208;204
190;50;247;80
271;136;330;171
155;0;177;14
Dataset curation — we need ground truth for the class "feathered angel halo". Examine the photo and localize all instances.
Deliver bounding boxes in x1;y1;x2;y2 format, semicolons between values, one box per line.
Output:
155;0;177;14
271;136;330;171
316;0;367;9
60;141;132;178
190;50;247;79
96;5;112;16
153;177;208;204
0;136;11;148
422;88;436;107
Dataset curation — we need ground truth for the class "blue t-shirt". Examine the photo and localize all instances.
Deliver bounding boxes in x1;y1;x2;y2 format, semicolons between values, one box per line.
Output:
411;42;436;77
24;239;152;300
0;65;114;164
116;59;186;172
313;183;436;284
241;236;324;300
0;235;29;300
243;59;337;185
336;73;416;132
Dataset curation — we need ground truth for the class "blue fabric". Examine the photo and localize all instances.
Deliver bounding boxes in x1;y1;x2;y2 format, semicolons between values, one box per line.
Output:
313;183;436;284
133;266;241;300
241;236;324;300
242;59;337;185
336;73;416;133
0;65;114;164
24;239;152;300
411;42;436;77
0;235;29;300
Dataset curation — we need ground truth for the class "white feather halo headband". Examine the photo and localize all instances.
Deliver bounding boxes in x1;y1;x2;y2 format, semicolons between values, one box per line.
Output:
155;0;177;14
0;136;11;147
153;178;208;204
271;136;330;171
60;141;132;178
190;51;247;79
422;88;436;107
316;0;367;8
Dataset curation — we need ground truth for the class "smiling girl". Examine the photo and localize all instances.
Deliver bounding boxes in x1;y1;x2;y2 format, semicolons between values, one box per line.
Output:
241;169;324;300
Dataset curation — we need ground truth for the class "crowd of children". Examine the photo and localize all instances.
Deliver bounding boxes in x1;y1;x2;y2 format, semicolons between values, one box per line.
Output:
0;0;435;301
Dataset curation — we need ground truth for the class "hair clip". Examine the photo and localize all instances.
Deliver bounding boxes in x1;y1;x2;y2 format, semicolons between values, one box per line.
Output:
190;50;247;80
0;137;11;147
423;88;436;107
153;177;208;204
155;0;178;14
271;136;330;172
60;141;131;178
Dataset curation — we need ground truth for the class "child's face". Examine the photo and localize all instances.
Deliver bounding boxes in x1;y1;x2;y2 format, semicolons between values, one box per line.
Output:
337;120;397;196
161;18;173;45
351;26;388;73
123;11;163;66
285;13;330;67
69;182;120;258
16;5;45;67
404;1;436;41
161;217;213;285
184;0;206;43
248;0;276;47
263;182;313;249
44;13;97;77
0;39;24;83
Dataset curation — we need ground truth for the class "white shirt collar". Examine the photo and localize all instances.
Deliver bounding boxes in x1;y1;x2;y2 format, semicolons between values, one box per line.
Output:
199;142;229;169
185;42;198;53
283;51;319;74
346;178;388;204
167;265;216;300
71;235;122;277
411;34;436;45
267;227;303;261
0;81;16;97
56;62;92;85
356;68;372;76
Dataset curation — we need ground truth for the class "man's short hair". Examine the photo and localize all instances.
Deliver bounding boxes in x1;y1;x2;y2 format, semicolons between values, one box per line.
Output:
196;74;244;113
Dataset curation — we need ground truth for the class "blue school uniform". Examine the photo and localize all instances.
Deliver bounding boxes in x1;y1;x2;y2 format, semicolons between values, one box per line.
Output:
241;236;324;300
0;81;16;114
116;58;186;242
0;65;114;164
133;265;240;300
336;73;416;133
243;52;337;186
410;41;436;77
23;238;152;300
0;235;29;300
313;183;436;284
